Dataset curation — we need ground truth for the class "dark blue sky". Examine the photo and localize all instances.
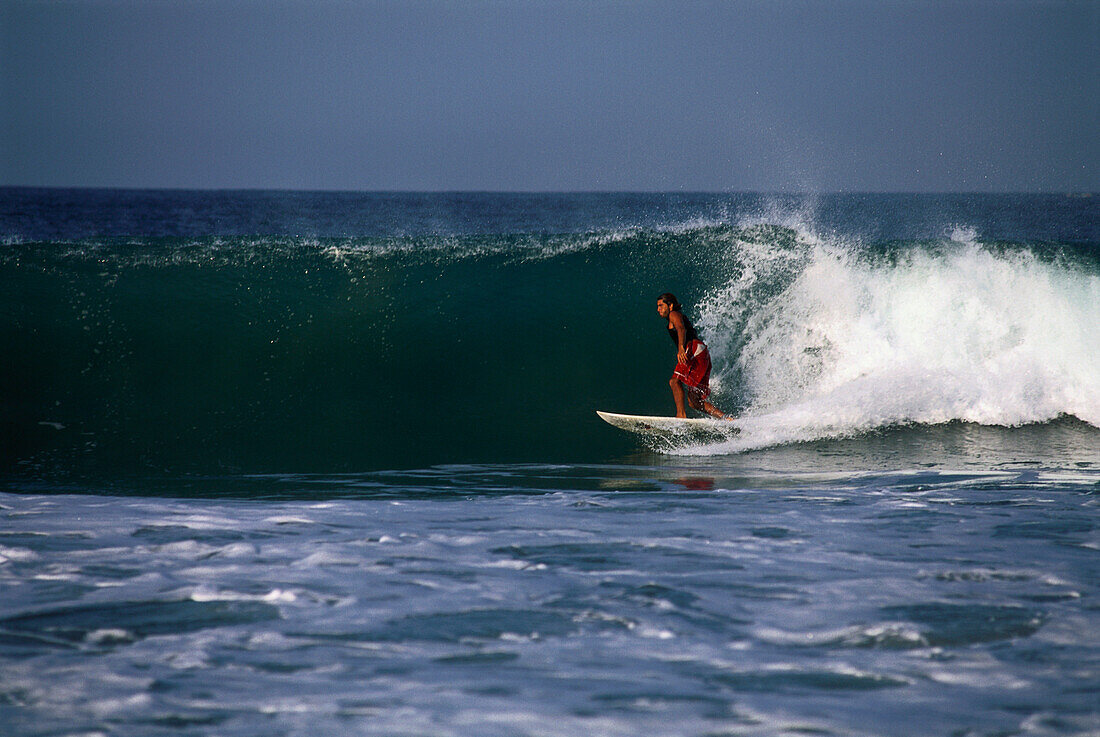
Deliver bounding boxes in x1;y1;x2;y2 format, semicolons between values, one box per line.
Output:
2;0;1097;191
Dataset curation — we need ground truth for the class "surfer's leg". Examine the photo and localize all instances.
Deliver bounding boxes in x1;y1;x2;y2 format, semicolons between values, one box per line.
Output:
686;390;704;413
688;390;733;420
669;377;688;418
701;400;734;420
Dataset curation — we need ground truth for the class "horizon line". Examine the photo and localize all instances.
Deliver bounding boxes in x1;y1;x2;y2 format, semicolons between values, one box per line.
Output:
2;185;1096;197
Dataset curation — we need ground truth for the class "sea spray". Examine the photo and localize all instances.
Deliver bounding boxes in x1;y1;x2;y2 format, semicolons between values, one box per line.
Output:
691;226;1100;453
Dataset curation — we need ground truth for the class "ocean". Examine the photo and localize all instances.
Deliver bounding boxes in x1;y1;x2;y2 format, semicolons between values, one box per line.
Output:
1;189;1098;735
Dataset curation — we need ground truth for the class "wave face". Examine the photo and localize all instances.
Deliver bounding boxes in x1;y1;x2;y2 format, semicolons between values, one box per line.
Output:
2;190;1098;475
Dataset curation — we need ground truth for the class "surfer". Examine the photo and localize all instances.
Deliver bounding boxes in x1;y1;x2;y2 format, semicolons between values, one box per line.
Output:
657;293;732;420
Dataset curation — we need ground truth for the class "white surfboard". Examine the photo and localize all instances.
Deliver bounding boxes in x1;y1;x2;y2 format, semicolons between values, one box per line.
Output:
596;411;739;436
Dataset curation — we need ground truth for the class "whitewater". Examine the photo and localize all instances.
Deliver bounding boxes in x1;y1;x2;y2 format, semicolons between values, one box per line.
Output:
691;224;1100;454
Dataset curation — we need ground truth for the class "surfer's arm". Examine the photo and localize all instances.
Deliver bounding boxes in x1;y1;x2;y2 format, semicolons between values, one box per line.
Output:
669;312;690;365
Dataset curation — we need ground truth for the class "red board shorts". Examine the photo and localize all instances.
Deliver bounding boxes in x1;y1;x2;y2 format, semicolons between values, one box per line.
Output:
672;339;712;399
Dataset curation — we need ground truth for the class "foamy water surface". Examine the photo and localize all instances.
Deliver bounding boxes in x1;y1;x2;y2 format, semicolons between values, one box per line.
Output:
2;459;1099;736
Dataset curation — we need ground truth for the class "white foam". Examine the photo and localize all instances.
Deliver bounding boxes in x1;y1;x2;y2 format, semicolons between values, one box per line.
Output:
0;546;39;562
482;559;547;571
245;632;302;650
755;623;927;648
85;628;134;645
637;626;676;640
190;586;297;603
694;228;1100;451
294;550;360;568
90;693;153;717
210;542;258;558
149;540;212;557
175;514;240;530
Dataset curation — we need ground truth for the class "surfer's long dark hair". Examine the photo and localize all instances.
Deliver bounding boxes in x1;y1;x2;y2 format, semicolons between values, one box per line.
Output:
657;293;682;311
